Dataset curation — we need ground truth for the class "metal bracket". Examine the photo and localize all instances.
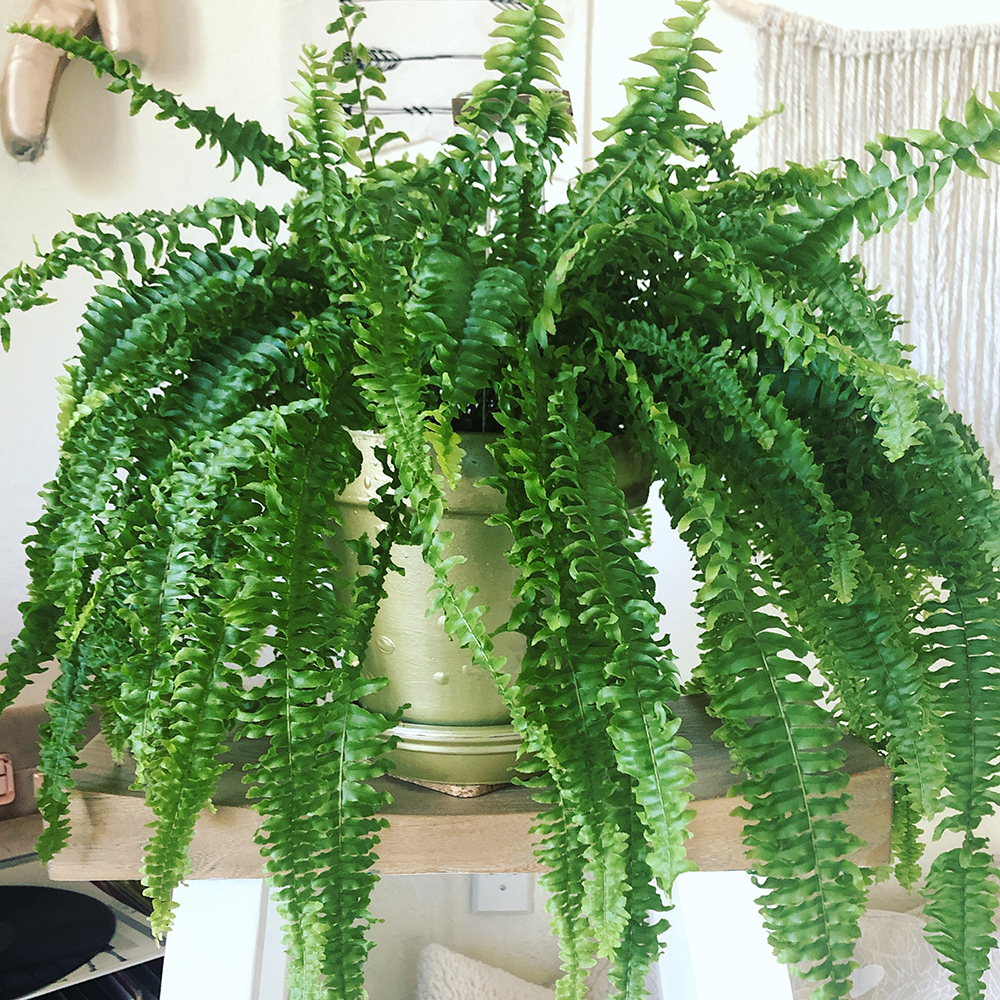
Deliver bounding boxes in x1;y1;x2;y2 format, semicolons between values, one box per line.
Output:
452;89;573;123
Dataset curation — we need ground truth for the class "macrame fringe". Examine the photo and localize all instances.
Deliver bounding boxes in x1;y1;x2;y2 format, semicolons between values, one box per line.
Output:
756;6;1000;474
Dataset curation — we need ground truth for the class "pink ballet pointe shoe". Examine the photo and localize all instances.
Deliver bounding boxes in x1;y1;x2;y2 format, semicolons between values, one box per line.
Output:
1;0;154;161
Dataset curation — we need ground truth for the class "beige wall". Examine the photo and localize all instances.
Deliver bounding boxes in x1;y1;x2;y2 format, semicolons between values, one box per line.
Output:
0;0;749;705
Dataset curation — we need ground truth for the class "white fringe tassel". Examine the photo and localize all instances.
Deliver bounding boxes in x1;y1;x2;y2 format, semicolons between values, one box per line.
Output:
755;7;1000;475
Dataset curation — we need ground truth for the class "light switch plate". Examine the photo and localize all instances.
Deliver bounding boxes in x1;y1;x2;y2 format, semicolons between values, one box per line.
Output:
471;873;533;914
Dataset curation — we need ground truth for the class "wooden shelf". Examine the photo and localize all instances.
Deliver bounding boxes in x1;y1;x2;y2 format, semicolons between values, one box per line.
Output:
46;697;892;881
0;704;100;863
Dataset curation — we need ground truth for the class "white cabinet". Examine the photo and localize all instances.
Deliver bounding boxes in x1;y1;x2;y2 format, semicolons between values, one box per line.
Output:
160;880;287;1000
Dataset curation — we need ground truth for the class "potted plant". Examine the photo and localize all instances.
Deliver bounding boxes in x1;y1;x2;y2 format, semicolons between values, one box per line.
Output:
4;1;1000;998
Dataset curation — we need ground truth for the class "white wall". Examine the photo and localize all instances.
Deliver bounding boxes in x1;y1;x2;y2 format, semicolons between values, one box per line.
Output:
367;874;562;998
0;2;716;696
2;2;995;677
4;0;988;691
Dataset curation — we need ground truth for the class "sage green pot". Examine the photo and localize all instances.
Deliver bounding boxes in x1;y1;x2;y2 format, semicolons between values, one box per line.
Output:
337;430;650;786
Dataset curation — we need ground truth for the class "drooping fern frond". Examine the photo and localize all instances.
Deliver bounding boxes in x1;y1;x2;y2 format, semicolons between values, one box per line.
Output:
594;347;869;997
891;782;925;889
229;409;395;1000
8;24;292;183
530;786;594;1000
34;646;96;860
11;253;291;668
486;360;694;996
856;398;1000;999
691;537;867;997
11;2;1000;998
441;265;529;415
132;405;302;931
27;313;307;867
626;326;951;831
924;842;1000;1000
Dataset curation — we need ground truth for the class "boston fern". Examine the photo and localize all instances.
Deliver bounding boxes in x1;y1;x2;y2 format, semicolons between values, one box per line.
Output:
3;1;1000;997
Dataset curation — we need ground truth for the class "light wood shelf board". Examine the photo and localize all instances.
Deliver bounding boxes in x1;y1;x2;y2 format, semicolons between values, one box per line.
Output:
46;697;891;880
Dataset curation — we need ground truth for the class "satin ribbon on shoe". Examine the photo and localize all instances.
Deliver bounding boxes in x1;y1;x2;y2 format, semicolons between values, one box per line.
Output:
1;0;153;161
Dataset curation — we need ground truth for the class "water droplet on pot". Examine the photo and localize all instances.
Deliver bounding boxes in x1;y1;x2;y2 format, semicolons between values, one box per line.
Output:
376;636;395;654
363;476;373;489
433;671;449;685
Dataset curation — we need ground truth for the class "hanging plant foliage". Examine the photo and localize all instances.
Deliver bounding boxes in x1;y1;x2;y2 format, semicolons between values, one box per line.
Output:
4;2;1000;999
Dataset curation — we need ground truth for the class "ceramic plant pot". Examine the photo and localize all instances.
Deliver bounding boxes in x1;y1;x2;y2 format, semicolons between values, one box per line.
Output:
336;430;650;787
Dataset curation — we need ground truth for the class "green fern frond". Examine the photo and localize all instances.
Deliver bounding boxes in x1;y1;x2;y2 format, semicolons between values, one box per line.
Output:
69;249;278;418
285;45;361;264
642;329;948;819
227;409;394;1000
492;443;629;968
765;94;1000;272
923;840;1000;1000
531;786;594;1000
0;602;61;714
325;2;410;164
461;1;566;135
133;405;302;931
0;200;281;352
628;506;654;548
625;322;866;603
611;805;671;1000
605;351;866;997
14;253;288;658
407;246;478;373
9;25;291;182
288;44;362;171
891;783;924;890
731;260;933;461
35;645;96;861
700;572;866;997
141;621;239;933
488;362;693;993
439;265;529;414
593;1;717;155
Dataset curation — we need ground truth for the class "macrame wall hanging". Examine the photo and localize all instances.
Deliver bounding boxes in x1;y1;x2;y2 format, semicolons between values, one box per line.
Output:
754;7;1000;473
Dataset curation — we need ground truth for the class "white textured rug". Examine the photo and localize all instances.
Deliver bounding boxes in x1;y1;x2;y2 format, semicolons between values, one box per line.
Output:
790;909;1000;999
416;945;660;1000
417;944;555;1000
